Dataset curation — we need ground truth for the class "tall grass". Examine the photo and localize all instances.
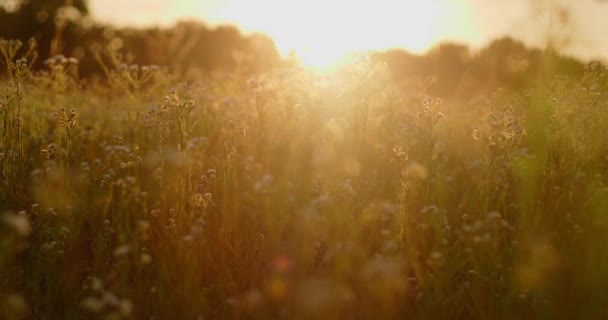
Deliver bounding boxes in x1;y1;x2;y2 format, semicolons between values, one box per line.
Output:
1;40;608;319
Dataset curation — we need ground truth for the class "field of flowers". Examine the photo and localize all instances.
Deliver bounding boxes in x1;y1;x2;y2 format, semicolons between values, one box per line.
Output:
1;38;608;319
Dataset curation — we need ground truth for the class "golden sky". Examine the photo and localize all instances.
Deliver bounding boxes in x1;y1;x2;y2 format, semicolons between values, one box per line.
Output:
89;0;608;66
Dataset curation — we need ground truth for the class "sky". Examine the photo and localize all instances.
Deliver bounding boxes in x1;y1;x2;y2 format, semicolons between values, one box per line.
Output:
89;0;608;65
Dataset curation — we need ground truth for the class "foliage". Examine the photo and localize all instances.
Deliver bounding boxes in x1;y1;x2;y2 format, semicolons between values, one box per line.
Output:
0;39;608;320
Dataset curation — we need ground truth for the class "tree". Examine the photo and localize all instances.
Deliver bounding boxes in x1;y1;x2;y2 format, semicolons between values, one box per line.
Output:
0;0;88;60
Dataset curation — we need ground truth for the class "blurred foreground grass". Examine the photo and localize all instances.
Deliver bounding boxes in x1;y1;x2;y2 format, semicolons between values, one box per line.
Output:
1;39;608;319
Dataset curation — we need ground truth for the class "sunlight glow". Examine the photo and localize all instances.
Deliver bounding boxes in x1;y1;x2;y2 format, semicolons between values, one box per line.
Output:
90;0;608;65
87;0;475;69
202;0;468;69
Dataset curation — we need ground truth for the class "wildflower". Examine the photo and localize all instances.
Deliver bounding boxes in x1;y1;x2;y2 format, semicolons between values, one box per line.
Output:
120;299;133;316
431;251;443;260
473;233;491;243
406;162;428;180
186;137;208;151
113;244;131;257
101;292;120;307
472;127;480;140
81;297;104;313
141;253;153;264
2;211;31;236
392;145;408;160
150;208;161;217
420;205;439;215
4;294;28;318
254;174;274;193
91;277;104;291
487;211;501;221
241;289;263;312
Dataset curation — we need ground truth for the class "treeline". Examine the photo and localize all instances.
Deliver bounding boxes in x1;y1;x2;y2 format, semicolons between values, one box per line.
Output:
72;21;281;77
0;0;593;98
373;38;586;99
0;0;281;77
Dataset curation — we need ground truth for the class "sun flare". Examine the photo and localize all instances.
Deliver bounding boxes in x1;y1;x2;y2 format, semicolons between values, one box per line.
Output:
206;0;464;70
6;0;608;318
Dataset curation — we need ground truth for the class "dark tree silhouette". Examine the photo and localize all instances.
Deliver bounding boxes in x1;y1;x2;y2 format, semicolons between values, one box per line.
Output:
0;0;88;62
0;1;589;92
374;37;586;99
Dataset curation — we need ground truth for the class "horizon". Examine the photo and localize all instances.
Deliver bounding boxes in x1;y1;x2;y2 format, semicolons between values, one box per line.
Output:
89;0;608;66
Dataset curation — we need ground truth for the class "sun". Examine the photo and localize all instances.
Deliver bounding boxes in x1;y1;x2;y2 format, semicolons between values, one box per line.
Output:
209;0;456;70
289;48;350;72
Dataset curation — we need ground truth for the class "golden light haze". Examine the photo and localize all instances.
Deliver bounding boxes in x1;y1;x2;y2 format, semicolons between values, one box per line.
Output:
201;0;470;68
90;0;608;67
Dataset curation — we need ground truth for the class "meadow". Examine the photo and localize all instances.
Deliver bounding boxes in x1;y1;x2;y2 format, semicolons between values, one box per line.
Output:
1;38;608;319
